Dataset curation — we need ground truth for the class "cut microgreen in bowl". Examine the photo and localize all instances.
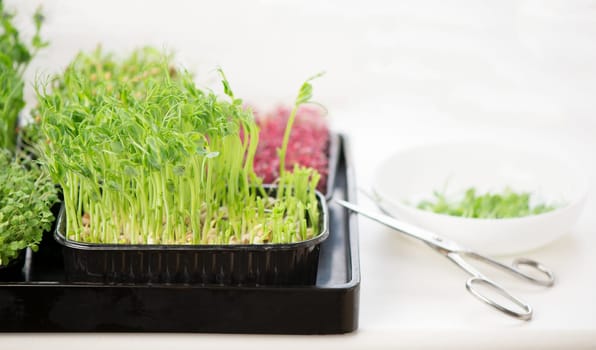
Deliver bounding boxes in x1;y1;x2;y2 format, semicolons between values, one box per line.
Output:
416;187;559;219
37;47;323;247
372;142;588;255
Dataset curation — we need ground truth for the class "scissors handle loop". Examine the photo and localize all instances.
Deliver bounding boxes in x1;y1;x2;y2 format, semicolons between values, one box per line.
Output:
512;258;555;287
466;277;533;321
465;252;555;287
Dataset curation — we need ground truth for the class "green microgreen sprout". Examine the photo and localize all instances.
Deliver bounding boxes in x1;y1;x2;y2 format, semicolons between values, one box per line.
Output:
416;187;559;219
278;72;324;177
274;72;325;241
36;47;322;245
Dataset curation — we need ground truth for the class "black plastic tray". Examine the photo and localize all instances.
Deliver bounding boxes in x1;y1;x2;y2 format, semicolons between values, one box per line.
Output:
0;251;25;282
0;134;360;334
54;189;329;286
324;132;340;200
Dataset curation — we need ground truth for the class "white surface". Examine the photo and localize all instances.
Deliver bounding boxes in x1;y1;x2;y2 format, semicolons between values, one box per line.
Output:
372;142;588;255
3;0;596;348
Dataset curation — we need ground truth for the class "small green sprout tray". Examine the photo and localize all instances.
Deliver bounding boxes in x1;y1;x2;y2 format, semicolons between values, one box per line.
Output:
0;135;360;334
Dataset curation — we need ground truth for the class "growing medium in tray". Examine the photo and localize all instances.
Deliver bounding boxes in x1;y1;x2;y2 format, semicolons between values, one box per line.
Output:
36;47;323;246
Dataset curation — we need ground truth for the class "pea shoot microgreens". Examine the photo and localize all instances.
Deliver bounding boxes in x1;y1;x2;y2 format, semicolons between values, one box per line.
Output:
0;1;47;152
37;48;322;245
416;187;559;219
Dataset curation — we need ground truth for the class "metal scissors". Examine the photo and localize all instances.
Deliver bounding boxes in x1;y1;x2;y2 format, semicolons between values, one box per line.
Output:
335;199;555;321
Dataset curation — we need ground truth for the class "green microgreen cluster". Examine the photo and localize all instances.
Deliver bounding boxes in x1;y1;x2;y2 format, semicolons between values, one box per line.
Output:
0;2;56;268
23;46;176;152
416;187;558;219
0;0;47;152
0;150;58;265
37;48;321;245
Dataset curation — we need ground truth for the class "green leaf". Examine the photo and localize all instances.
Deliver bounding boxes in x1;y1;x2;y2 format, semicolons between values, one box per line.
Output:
295;71;324;106
217;68;234;99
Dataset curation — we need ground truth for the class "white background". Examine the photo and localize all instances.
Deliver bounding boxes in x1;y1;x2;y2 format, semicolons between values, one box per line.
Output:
3;0;596;348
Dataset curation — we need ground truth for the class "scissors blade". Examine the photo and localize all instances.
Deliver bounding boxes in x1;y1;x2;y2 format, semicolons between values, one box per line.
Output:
335;199;462;252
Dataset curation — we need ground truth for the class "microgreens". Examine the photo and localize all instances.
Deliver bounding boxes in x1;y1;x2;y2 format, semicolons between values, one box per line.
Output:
0;150;58;266
416;187;559;219
37;48;322;245
278;72;324;177
0;1;46;152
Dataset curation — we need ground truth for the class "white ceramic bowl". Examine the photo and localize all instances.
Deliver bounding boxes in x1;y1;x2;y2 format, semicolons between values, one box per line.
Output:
372;142;588;255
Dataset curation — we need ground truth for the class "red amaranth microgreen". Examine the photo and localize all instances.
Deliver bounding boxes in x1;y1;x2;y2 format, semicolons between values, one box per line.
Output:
254;105;330;191
37;48;322;245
